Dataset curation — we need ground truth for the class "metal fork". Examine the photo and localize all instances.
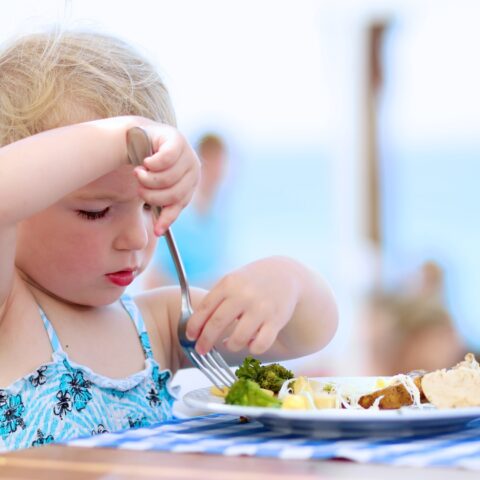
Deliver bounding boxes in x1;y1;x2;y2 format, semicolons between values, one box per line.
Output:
126;127;237;389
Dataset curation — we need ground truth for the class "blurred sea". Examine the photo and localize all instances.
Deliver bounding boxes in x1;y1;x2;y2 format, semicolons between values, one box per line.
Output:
382;144;480;351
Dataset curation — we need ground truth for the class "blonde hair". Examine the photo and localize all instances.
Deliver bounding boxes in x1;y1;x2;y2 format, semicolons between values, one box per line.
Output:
0;28;176;146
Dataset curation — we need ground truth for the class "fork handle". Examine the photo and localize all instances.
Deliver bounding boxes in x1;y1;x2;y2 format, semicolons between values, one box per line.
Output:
163;229;193;312
126;126;193;310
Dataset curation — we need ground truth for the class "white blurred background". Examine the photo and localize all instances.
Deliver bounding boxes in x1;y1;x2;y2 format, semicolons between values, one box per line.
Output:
3;0;480;376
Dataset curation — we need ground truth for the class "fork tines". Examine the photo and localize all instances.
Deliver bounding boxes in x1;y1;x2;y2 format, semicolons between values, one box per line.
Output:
187;348;237;389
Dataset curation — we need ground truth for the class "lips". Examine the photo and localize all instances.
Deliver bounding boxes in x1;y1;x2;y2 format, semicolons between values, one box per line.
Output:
105;269;136;287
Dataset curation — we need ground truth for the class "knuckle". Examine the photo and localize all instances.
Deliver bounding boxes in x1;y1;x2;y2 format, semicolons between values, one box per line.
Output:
185;317;199;332
158;170;176;188
208;314;225;329
161;206;176;221
250;341;266;355
196;329;213;347
242;287;257;305
227;338;244;352
257;300;272;317
160;146;178;167
233;332;251;349
227;335;240;348
221;273;238;291
190;169;200;188
190;157;201;173
196;301;210;314
171;129;186;145
251;336;270;354
139;188;155;204
166;189;181;205
180;195;190;208
164;212;177;225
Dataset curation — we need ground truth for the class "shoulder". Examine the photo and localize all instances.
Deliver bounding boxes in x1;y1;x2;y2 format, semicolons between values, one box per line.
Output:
132;286;208;372
134;285;209;318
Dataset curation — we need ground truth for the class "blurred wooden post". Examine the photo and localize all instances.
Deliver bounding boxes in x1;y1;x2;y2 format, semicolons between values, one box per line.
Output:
364;21;389;281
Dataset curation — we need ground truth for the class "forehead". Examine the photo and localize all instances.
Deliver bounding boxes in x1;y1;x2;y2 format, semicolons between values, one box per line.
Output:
73;165;138;201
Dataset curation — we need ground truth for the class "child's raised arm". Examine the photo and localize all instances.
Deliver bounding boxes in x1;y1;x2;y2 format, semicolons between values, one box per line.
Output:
0;118;199;226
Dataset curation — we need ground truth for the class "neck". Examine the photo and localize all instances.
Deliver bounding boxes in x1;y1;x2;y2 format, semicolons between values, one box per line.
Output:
16;269;90;311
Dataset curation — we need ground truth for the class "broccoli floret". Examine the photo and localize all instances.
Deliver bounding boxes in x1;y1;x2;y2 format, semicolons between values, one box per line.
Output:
225;379;282;408
234;356;294;394
235;356;262;381
256;363;294;393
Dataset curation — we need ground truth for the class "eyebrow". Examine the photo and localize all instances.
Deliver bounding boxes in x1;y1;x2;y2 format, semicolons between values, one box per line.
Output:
73;192;122;202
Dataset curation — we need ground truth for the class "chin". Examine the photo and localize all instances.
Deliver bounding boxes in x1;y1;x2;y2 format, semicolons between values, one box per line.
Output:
89;293;125;307
61;290;125;308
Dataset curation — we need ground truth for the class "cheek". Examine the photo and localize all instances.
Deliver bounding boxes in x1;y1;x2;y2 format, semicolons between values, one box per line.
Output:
18;214;108;276
56;229;108;272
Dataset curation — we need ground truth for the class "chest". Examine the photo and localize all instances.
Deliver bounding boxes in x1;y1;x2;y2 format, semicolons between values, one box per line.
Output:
0;295;167;388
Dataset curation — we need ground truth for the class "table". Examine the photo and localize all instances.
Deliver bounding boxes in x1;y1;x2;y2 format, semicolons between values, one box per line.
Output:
1;444;479;480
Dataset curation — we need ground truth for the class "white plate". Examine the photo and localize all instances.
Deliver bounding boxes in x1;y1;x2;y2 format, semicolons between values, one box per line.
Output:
183;376;480;438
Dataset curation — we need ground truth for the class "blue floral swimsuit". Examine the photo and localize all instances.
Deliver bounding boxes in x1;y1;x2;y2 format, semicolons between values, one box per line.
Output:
0;295;177;452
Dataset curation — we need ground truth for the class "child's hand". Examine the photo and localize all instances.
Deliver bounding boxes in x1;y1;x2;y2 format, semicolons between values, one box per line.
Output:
133;125;200;235
186;258;301;355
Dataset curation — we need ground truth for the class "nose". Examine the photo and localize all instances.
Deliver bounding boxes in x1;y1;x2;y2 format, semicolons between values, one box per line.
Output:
113;211;150;251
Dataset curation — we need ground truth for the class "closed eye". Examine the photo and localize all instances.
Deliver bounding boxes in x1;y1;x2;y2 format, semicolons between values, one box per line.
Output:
77;207;110;220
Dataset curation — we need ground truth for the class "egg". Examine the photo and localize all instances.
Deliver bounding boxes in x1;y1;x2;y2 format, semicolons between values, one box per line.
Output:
281;394;309;410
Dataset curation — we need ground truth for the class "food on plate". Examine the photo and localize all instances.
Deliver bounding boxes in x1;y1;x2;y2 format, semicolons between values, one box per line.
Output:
421;353;480;408
222;356;292;407
211;354;480;411
279;376;341;410
234;356;294;393
358;353;480;410
358;374;428;409
210;386;229;398
225;378;282;408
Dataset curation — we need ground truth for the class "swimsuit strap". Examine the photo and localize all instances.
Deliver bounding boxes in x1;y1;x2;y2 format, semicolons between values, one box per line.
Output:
120;294;155;360
38;306;65;354
37;295;155;360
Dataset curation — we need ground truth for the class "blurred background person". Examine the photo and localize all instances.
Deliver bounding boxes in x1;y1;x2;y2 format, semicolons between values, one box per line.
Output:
361;260;466;376
145;133;231;288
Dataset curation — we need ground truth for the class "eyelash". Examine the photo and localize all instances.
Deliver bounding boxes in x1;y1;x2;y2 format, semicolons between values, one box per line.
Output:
76;204;151;220
77;208;110;220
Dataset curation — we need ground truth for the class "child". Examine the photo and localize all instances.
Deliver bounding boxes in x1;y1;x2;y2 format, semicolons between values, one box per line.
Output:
0;28;338;451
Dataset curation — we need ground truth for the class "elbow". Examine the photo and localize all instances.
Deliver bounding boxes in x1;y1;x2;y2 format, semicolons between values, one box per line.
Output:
320;295;339;349
305;285;339;355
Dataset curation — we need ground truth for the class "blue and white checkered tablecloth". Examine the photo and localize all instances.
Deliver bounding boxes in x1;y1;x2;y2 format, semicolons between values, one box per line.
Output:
65;414;480;470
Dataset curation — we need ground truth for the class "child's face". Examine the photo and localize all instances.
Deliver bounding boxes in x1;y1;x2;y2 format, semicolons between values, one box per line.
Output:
15;165;157;306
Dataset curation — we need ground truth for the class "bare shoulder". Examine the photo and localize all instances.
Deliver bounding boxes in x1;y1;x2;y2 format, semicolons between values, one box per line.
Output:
134;286;208;322
134;285;180;317
133;286;207;372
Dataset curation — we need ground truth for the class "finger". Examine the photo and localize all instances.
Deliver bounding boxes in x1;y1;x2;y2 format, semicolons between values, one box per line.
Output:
144;139;186;172
225;311;264;352
186;284;229;340
153;204;182;235
194;298;245;355
138;170;196;211
134;163;190;190
248;323;279;355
